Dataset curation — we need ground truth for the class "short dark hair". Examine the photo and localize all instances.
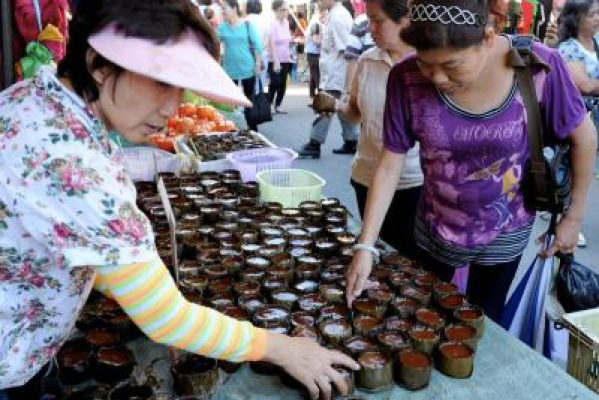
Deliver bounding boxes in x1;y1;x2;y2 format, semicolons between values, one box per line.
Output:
57;0;218;103
559;0;598;43
342;0;356;18
401;0;505;51
247;0;263;14
364;0;409;23
272;0;286;11
223;0;241;15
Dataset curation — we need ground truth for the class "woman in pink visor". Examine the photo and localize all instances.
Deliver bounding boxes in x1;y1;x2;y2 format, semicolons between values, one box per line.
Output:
0;0;357;399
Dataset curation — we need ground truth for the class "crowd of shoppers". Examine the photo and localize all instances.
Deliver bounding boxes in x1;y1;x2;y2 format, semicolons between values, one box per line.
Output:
2;1;598;398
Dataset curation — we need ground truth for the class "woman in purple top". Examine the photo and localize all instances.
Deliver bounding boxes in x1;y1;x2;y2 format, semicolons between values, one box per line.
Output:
346;0;597;324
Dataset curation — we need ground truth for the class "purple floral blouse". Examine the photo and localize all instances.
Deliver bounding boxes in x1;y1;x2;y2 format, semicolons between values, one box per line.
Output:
0;68;157;388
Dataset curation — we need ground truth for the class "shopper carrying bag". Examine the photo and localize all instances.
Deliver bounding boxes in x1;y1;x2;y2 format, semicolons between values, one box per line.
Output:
244;20;272;129
246;76;273;129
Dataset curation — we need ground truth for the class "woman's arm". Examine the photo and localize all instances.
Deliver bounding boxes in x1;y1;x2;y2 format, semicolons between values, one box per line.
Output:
95;257;359;399
247;23;264;74
94;257;265;361
345;149;405;305
337;93;361;123
337;60;361;123
544;115;597;256
566;61;599;95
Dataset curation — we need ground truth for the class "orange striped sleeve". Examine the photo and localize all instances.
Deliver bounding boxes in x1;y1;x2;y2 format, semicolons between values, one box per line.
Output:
94;257;267;362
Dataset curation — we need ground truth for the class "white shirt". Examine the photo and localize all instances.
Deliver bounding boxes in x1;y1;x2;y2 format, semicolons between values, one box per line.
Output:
349;47;423;189
319;2;353;91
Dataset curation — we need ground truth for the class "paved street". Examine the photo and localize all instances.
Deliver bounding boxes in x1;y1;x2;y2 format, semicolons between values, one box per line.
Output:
257;82;599;272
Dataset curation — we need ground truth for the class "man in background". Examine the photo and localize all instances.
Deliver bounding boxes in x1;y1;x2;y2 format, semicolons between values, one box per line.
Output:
297;0;356;158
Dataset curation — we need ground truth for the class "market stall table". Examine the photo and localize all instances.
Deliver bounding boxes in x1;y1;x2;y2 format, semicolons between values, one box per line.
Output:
130;317;596;400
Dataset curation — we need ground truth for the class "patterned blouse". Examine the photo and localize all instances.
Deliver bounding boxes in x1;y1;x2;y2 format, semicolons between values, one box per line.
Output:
558;38;599;80
0;67;158;387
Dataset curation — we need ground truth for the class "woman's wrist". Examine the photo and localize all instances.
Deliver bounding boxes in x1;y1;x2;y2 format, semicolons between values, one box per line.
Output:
353;243;380;263
261;331;287;364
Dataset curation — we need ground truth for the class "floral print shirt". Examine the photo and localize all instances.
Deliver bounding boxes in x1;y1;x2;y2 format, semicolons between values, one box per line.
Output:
0;67;157;388
558;38;599;81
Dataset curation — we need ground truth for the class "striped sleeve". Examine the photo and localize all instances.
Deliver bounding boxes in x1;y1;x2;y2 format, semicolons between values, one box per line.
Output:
93;257;267;362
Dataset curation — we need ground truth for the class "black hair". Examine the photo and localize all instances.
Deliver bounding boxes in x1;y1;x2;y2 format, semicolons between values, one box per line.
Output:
401;0;505;50
364;0;409;23
559;0;598;43
246;0;263;15
57;0;218;103
223;0;241;15
272;0;286;11
342;0;356;18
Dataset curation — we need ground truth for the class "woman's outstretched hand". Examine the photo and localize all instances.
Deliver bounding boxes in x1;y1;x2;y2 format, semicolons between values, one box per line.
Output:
345;250;379;307
263;333;360;400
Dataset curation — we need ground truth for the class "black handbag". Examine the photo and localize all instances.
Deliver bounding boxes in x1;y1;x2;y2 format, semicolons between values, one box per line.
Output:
510;36;572;215
245;78;272;127
243;22;272;128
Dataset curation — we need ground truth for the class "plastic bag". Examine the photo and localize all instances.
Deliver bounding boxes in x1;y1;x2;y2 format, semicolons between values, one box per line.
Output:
555;253;599;313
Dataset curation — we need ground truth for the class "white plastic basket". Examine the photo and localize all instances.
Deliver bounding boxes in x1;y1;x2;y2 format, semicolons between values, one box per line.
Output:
227;148;298;182
116;147;179;182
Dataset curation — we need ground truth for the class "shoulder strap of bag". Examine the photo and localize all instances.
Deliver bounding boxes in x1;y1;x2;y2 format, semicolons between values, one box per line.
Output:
509;35;550;204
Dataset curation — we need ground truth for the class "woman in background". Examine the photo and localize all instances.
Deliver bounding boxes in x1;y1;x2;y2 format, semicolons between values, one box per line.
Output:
267;0;293;114
558;0;599;246
337;0;423;256
217;0;264;130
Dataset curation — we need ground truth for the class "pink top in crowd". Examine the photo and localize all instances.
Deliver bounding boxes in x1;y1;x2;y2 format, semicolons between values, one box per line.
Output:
270;19;291;63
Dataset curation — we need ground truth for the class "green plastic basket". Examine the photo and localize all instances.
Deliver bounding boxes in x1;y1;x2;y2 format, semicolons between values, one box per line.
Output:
256;169;326;208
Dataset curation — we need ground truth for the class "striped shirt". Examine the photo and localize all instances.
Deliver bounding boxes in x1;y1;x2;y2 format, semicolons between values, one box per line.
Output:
345;14;374;60
415;216;534;268
95;257;267;362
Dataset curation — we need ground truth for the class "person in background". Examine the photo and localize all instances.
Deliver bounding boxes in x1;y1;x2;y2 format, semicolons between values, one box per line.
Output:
558;0;599;113
268;0;293;114
337;0;423;256
345;13;375;62
293;11;309;83
346;0;596;325
343;12;375;124
0;1;358;399
200;0;224;27
217;0;264;131
343;0;356;17
306;10;327;98
297;0;357;158
246;0;269;46
245;0;270;84
557;0;599;246
544;2;567;47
